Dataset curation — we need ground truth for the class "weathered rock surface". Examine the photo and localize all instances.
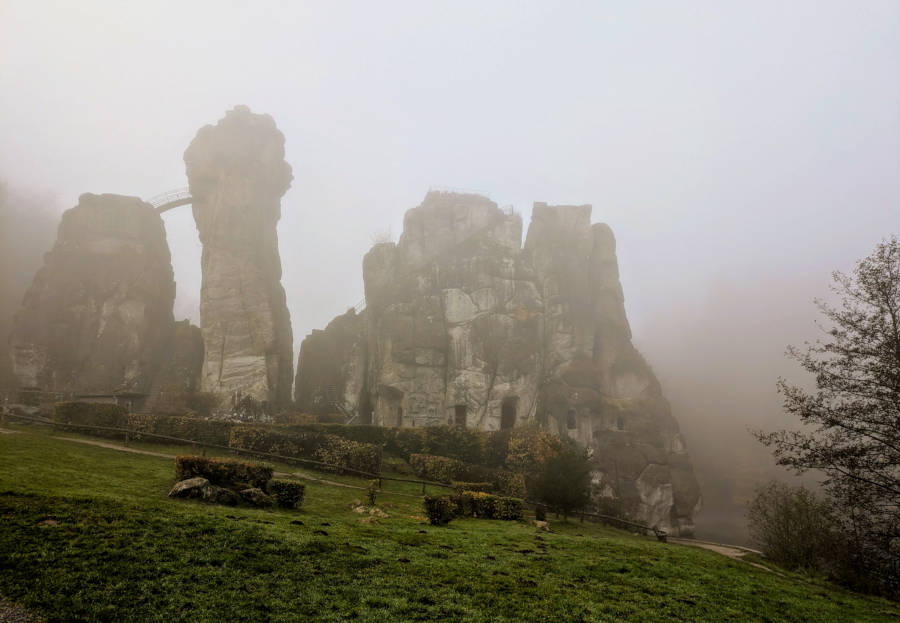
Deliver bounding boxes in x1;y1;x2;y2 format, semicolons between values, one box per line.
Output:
295;191;701;535
239;487;274;507
9;193;175;395
202;484;241;506
145;319;205;414
168;477;210;499
168;478;241;506
185;105;294;409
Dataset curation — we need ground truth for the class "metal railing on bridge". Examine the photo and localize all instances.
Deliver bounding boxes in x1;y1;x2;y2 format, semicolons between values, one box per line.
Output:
147;187;193;213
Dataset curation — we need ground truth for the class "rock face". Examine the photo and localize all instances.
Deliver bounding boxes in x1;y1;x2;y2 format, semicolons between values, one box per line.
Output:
185;105;294;409
8;193;176;395
295;191;701;535
144;320;205;414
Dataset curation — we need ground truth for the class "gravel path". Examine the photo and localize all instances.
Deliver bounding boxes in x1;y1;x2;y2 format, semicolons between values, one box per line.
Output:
669;537;777;573
0;596;41;623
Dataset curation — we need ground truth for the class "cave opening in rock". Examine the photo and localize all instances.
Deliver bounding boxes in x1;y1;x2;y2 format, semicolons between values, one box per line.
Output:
454;404;467;427
500;397;517;430
567;409;577;430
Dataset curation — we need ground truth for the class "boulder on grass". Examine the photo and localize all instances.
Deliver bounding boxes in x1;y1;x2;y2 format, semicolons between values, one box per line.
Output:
168;477;210;499
203;484;241;506
240;487;274;507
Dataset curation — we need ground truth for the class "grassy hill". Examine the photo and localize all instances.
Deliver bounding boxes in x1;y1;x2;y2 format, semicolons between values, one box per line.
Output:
0;425;897;622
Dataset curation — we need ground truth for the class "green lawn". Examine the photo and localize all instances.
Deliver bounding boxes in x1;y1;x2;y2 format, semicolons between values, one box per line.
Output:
0;425;897;622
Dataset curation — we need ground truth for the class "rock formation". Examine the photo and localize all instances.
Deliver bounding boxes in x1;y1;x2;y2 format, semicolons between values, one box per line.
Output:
295;191;701;534
9;193;176;396
184;106;294;408
143;320;205;414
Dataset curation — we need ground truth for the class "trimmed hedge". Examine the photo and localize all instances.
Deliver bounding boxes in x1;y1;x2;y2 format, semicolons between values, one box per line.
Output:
411;454;527;497
493;470;527;498
175;455;273;489
52;402;127;438
230;426;381;475
127;414;232;446
230;425;331;458
267;479;305;509
409;454;465;483
423;495;456;526
313;436;382;475
456;491;524;520
451;481;493;494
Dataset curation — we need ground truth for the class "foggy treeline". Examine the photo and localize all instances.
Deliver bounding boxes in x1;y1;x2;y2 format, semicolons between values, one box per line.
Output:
640;275;829;544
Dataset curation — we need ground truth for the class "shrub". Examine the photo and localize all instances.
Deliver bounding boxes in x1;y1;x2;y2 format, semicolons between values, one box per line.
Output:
182;391;220;418
313;437;382;475
748;481;838;574
127;414;232;446
230;425;328;457
385;428;428;460
174;455;273;489
422;426;486;464
325;425;387;446
451;481;493;495
230;426;381;475
409;454;465;483
423;495;456;526
382;456;415;475
493;470;527;498
456;491;523;520
52;402;127;438
531;438;592;518
491;495;525;520
267;479;305;509
505;425;563;478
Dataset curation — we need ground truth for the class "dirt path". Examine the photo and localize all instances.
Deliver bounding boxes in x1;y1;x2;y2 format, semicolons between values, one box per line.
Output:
669;537;777;573
52;436;176;459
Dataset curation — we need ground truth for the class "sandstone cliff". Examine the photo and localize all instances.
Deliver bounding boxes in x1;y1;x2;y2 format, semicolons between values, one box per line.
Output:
295;191;701;534
144;319;205;414
9;193;175;395
185;105;294;409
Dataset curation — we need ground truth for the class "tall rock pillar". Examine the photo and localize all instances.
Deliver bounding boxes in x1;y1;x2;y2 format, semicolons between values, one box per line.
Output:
185;106;294;408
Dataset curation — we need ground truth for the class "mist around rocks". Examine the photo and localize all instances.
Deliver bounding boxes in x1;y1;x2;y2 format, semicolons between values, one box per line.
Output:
1;1;898;545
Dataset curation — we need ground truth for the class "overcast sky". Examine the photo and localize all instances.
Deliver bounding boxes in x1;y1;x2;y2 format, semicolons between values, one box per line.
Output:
2;2;898;512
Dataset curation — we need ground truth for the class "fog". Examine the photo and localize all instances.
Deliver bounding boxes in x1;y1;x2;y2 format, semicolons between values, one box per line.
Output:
1;1;898;542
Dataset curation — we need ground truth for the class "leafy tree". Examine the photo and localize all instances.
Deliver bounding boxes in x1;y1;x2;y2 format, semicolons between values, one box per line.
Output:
756;236;900;595
532;438;592;519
